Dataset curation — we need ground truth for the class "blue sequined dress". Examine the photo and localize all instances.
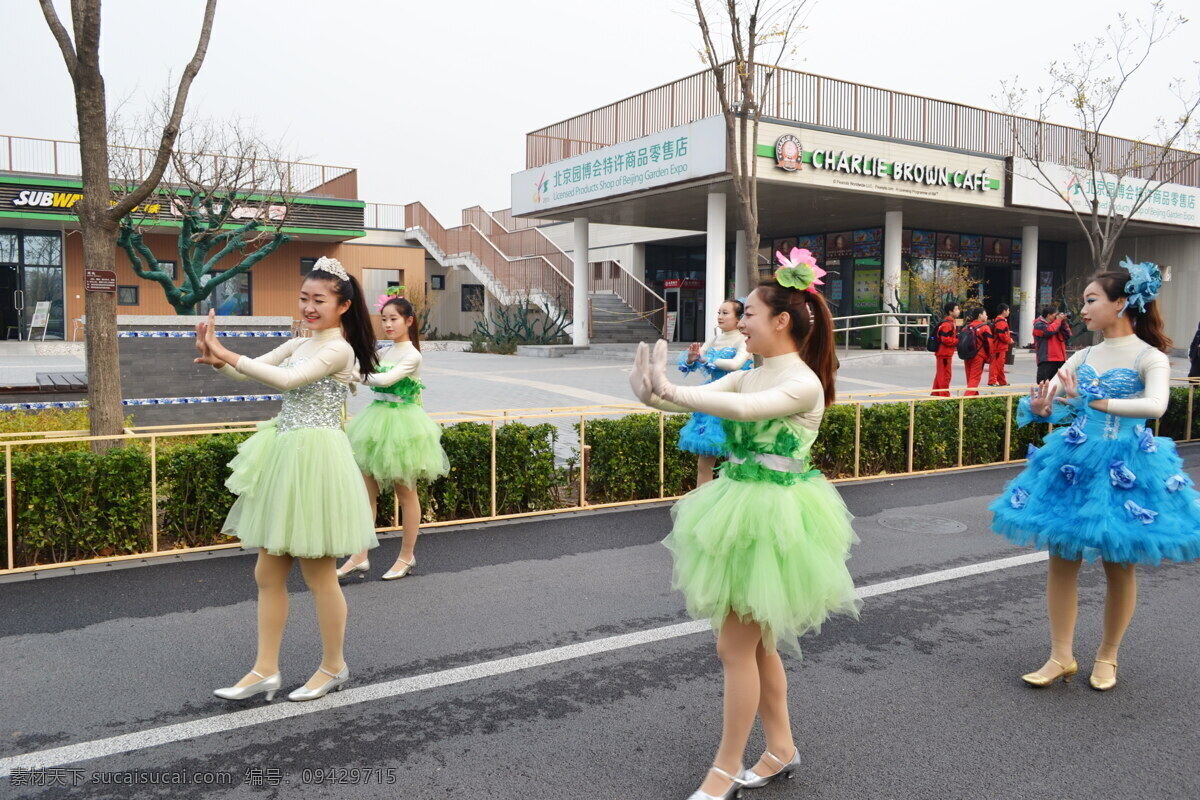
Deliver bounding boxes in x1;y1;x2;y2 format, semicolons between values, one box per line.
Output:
677;341;753;456
990;347;1200;564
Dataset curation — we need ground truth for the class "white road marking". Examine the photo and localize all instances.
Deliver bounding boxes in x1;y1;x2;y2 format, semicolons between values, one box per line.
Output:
0;550;1049;776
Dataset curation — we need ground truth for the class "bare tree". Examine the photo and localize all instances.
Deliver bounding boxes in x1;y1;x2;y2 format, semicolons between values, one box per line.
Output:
999;1;1200;274
115;119;294;314
689;0;809;292
37;0;218;448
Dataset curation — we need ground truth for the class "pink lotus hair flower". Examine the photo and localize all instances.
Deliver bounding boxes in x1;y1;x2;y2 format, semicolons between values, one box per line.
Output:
774;247;826;293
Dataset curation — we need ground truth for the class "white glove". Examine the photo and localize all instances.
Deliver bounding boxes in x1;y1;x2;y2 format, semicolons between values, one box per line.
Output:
629;341;654;404
647;339;677;402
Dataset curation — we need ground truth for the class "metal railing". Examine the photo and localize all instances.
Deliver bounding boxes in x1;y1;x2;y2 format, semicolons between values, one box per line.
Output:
589;261;667;335
831;312;933;354
524;63;1200;187
3;382;1195;576
0;134;357;195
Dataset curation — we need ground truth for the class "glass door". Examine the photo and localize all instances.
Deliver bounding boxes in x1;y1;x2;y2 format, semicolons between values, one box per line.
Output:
0;230;65;339
0;232;22;339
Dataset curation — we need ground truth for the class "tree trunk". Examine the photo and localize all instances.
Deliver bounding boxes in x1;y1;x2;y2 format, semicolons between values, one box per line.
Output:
72;16;125;450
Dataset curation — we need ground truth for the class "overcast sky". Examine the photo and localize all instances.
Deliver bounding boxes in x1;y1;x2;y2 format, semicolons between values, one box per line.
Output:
3;1;1197;223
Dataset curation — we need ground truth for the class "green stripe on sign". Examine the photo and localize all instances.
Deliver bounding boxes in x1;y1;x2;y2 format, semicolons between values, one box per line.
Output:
756;144;775;158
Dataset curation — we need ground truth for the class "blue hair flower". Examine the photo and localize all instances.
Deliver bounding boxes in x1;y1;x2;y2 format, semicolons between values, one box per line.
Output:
1118;257;1162;316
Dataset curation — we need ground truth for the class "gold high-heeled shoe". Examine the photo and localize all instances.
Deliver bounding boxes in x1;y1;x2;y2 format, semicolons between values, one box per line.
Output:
1021;657;1078;687
1089;658;1118;691
336;557;369;579
382;555;415;581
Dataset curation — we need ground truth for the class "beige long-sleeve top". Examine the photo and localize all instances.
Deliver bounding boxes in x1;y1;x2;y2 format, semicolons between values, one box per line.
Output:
215;327;358;390
643;352;825;432
360;341;422;387
1045;333;1171;419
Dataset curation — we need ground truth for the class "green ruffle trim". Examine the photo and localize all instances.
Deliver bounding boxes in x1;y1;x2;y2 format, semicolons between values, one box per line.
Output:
371;374;424;404
720;418;821;486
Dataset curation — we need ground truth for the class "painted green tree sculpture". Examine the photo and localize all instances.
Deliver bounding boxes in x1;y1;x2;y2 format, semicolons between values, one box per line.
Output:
118;192;290;315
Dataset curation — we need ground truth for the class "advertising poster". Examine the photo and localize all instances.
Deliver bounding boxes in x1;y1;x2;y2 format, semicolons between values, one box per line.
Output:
960;234;982;263
853;228;882;258
826;231;854;258
935;233;960;260
983;237;1011;264
910;230;936;259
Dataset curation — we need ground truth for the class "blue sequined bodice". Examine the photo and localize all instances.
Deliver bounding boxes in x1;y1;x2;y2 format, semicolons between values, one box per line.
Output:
1076;363;1145;400
276;357;348;433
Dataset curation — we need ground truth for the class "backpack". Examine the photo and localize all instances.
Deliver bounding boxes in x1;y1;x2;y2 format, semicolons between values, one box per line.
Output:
957;325;979;361
926;328;939;353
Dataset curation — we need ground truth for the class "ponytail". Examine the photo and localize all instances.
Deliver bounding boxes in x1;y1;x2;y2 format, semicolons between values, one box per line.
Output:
1089;270;1174;353
755;280;837;406
380;296;421;351
307;267;379;378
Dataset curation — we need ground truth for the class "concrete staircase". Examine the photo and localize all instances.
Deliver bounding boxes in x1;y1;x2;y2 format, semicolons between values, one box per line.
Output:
589;292;662;344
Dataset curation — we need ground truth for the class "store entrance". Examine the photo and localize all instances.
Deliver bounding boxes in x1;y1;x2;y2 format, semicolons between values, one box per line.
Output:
982;265;1014;316
0;263;20;339
0;231;65;339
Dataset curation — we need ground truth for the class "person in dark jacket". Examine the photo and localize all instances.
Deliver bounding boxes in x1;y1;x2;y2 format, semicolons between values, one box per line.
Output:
1189;320;1200;379
931;301;961;397
1032;304;1071;384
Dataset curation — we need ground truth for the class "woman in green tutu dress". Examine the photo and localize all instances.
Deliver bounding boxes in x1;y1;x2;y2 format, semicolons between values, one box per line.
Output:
629;248;860;800
337;295;449;581
196;257;380;703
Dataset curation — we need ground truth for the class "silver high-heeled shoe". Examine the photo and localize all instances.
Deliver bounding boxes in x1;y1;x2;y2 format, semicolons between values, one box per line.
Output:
287;665;349;702
336;558;370;579
381;556;415;581
738;748;800;788
686;765;745;800
213;669;281;702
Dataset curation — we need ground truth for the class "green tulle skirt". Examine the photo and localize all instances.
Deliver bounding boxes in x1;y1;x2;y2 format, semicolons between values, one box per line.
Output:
664;473;861;657
222;420;379;558
345;401;450;487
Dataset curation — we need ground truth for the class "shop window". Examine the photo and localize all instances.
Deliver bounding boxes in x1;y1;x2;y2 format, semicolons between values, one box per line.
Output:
199;270;252;316
117;285;139;306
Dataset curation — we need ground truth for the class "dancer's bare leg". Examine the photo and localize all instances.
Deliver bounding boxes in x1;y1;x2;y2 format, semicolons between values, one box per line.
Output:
1094;561;1137;683
746;640;796;778
1030;554;1082;679
696;455;718;487
697;613;763;796
392;481;421;566
337;473;379;575
230;550;292;687
297;556;348;689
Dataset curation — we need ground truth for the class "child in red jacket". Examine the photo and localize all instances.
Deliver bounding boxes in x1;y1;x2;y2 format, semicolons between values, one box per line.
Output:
962;305;992;397
1032;305;1071;384
988;303;1012;386
931;301;961;397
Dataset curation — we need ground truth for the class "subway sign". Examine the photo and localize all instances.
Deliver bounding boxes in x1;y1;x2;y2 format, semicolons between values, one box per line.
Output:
11;188;161;214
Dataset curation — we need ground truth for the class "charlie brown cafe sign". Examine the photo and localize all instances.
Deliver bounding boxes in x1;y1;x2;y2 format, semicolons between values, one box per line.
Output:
759;124;1005;207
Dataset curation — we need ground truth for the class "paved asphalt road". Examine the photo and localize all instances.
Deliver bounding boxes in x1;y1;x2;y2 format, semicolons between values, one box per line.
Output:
2;444;1198;800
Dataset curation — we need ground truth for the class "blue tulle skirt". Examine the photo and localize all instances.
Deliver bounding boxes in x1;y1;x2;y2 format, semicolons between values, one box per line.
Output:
990;407;1200;565
678;412;727;457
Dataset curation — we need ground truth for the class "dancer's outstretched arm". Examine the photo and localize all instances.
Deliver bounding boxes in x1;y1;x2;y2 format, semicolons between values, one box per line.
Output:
361;348;421;387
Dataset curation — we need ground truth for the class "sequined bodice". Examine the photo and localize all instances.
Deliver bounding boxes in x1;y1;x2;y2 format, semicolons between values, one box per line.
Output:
1076;363;1145;400
276;358;348;433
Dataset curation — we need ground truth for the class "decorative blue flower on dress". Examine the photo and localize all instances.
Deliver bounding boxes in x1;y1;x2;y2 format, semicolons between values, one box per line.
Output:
1109;460;1137;489
1124;499;1158;525
1061;464;1079;485
1010;486;1030;509
1135;426;1158;453
1167;473;1196;493
1119;257;1162;315
1026;443;1039;460
1079;375;1107;399
1063;417;1088;445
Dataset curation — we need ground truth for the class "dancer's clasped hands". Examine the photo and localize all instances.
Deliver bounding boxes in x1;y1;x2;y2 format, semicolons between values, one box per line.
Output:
630;340;676;404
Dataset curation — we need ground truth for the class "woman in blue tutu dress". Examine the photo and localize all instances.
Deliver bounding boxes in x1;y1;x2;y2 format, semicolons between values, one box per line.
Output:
337;294;449;581
196;257;380;703
678;298;752;486
630;248;860;800
991;261;1200;691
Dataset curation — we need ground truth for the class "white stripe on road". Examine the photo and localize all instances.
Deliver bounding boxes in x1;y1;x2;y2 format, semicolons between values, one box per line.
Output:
0;550;1049;776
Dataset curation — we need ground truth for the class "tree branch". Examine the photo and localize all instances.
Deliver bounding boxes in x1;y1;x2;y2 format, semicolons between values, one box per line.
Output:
36;0;78;80
109;0;219;220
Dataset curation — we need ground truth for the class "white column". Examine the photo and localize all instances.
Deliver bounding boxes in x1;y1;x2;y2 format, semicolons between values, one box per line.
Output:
734;229;749;300
627;243;646;283
573;216;589;347
705;192;727;337
883;210;903;350
1019;225;1039;346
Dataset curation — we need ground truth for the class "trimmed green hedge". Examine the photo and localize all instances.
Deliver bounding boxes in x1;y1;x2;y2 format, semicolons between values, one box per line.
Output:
1;387;1195;567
